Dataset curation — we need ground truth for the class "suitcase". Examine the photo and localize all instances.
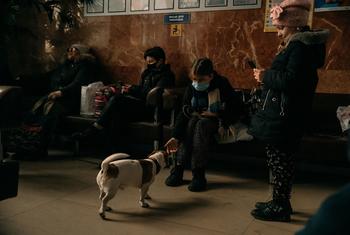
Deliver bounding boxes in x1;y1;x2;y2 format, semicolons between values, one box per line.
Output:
0;160;19;201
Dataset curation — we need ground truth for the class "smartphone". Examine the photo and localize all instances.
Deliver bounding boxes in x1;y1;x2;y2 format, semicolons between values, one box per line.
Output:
247;60;257;69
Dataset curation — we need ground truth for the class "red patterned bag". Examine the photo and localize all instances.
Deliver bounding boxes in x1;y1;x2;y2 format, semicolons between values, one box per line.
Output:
94;84;121;117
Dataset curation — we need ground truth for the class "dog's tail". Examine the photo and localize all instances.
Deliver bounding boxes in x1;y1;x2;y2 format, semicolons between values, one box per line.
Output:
101;153;130;173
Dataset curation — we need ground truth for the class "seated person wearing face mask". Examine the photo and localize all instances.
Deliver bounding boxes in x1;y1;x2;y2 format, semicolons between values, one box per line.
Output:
164;58;241;192
74;46;175;139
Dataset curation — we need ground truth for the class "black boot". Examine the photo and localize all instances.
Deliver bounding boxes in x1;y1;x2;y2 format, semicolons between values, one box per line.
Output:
251;199;292;222
165;165;184;187
188;168;207;192
255;200;293;214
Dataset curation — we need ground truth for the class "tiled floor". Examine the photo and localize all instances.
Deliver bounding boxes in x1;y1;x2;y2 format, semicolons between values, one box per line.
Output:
0;151;348;235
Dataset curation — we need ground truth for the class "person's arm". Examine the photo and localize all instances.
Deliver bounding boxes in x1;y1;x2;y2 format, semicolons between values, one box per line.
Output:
262;42;306;91
156;70;175;88
126;71;146;98
171;87;192;141
59;63;91;97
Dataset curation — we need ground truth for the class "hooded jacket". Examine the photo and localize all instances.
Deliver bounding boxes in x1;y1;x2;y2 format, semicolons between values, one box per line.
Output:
248;29;330;144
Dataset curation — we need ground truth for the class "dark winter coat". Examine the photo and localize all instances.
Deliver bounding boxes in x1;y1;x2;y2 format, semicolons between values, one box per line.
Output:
248;29;330;144
128;63;175;100
49;57;95;102
172;72;242;141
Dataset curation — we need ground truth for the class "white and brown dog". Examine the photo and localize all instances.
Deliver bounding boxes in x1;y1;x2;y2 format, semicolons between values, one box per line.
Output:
96;151;169;219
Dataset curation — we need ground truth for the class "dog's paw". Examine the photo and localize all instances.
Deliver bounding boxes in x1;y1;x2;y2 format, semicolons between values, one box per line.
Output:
139;201;150;208
105;206;112;212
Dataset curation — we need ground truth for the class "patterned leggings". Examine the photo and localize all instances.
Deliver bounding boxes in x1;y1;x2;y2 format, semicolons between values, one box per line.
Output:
266;144;295;200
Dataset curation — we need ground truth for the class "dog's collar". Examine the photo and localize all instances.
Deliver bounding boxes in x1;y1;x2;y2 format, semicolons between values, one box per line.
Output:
151;158;161;174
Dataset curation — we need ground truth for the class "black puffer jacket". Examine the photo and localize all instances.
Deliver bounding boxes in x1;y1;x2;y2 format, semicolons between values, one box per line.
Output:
172;72;242;141
248;29;330;144
128;64;175;100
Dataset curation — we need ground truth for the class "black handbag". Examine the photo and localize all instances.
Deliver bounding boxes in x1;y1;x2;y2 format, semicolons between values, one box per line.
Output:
0;159;19;201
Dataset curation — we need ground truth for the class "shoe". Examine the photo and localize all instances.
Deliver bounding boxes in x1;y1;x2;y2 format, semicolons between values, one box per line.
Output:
72;125;100;140
255;200;293;214
188;168;207;192
165;165;184;187
251;199;292;222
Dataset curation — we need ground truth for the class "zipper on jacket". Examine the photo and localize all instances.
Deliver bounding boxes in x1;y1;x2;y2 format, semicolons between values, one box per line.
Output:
262;89;270;111
262;89;285;117
280;93;285;116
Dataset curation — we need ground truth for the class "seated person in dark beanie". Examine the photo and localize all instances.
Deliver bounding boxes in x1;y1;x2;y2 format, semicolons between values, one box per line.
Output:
14;44;96;155
74;46;175;139
164;58;242;192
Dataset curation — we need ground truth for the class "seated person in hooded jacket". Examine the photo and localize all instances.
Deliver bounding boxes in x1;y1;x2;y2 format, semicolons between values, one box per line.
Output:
164;58;242;192
24;44;96;152
74;46;175;139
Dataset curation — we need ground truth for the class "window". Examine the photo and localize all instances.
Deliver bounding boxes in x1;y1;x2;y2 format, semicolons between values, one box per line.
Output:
108;0;126;12
205;0;227;7
179;0;200;9
87;0;104;13
85;0;262;16
155;0;174;10
131;0;150;11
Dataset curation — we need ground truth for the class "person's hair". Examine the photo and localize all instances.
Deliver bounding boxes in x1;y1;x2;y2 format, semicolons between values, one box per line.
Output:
191;58;214;76
144;46;166;61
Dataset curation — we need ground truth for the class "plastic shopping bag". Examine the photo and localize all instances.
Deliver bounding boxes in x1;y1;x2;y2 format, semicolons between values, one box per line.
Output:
80;81;104;116
215;122;253;144
337;106;350;132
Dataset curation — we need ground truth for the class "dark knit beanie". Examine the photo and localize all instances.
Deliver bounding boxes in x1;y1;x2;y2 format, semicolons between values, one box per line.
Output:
144;46;166;60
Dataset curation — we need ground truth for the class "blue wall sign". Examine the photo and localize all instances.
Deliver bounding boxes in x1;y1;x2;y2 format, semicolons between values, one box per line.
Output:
164;13;191;24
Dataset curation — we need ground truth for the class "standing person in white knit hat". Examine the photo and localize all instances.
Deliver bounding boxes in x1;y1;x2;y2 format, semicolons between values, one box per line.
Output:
248;0;330;222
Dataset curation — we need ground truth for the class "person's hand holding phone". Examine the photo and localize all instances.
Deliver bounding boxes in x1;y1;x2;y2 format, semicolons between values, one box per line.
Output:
121;84;132;94
248;60;265;84
253;69;265;84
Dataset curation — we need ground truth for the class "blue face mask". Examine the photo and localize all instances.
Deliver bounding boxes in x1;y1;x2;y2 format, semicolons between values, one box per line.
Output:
192;81;209;91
